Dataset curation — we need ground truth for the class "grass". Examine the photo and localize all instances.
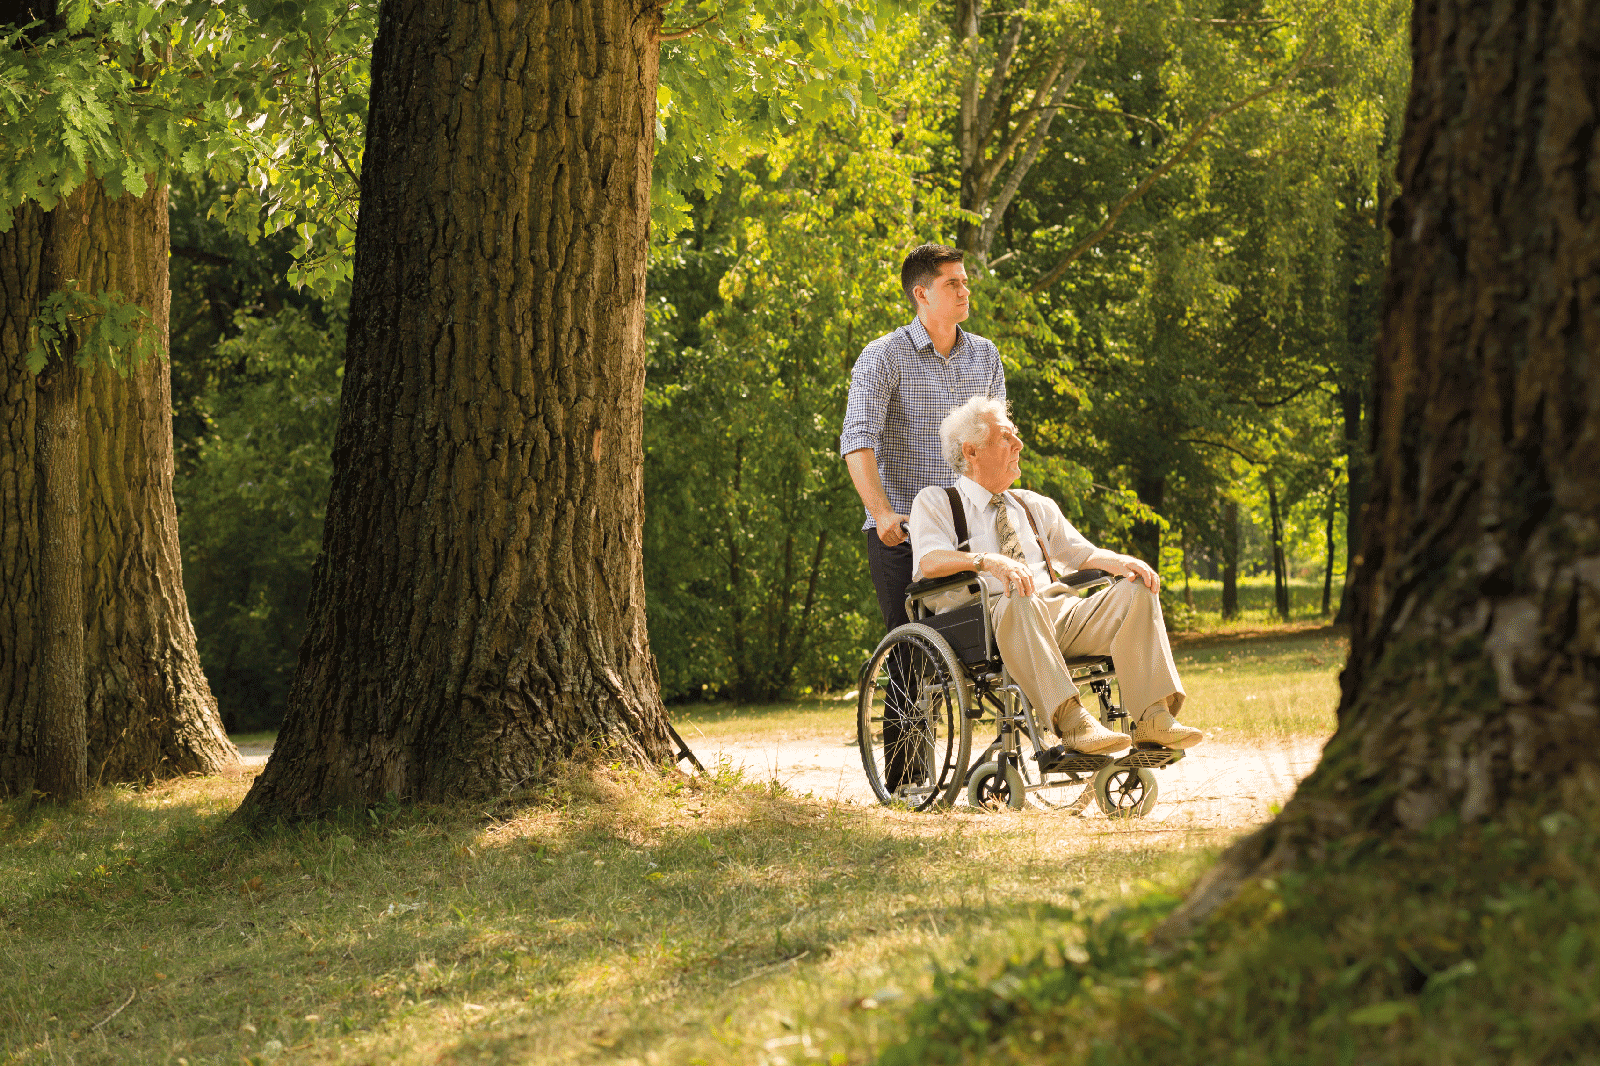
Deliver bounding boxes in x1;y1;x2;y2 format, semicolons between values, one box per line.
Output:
0;625;1347;1066
877;787;1600;1065
1167;575;1340;633
671;626;1346;748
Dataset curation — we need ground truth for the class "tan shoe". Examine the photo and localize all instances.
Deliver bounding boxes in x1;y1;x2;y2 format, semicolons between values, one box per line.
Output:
1132;710;1203;749
1054;703;1130;755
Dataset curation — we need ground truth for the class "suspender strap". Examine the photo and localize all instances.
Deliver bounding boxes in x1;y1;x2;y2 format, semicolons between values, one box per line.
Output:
944;486;970;550
1007;491;1060;581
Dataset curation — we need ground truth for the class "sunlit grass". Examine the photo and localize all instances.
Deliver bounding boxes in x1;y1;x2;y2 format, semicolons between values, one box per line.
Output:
0;763;1229;1066
0;618;1348;1066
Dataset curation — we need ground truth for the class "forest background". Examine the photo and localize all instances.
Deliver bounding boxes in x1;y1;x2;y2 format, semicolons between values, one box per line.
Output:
160;0;1409;732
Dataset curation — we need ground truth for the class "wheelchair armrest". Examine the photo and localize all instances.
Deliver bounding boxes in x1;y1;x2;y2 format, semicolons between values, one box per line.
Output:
906;570;980;599
1063;568;1116;591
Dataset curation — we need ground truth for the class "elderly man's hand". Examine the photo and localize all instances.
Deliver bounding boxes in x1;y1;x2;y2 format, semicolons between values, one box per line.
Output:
1120;555;1160;592
980;554;1035;597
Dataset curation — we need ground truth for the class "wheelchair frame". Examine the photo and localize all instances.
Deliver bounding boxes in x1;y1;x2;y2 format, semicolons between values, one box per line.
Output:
855;567;1183;815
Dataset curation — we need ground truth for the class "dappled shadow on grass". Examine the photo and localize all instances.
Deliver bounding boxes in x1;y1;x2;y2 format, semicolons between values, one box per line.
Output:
0;760;1230;1066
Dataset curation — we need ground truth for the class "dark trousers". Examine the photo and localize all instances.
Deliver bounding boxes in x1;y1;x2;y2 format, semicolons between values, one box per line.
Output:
866;532;919;790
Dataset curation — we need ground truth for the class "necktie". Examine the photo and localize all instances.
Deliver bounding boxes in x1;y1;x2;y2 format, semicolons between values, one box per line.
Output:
989;494;1028;563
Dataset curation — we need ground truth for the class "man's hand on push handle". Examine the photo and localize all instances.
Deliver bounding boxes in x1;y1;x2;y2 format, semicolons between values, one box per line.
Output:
876;513;912;547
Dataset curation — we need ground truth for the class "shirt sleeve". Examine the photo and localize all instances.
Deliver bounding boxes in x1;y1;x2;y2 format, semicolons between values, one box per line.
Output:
909;486;959;581
839;341;894;457
987;340;1006;400
1032;493;1095;573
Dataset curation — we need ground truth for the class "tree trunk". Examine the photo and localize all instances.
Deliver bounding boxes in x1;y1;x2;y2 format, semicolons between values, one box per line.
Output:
0;205;44;796
238;0;672;818
32;208;85;802
1221;497;1239;619
1132;475;1164;570
1166;0;1600;935
1266;475;1289;622
1334;384;1367;624
1320;485;1336;617
0;181;235;800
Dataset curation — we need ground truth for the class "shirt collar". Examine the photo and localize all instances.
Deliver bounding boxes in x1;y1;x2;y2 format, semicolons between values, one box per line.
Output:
906;317;965;358
957;475;1006;509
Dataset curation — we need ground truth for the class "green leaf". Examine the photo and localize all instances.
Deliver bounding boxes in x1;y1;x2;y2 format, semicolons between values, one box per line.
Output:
1347;1001;1417;1026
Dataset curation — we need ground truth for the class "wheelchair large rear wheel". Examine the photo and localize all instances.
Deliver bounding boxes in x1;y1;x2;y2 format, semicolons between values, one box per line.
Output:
857;624;972;810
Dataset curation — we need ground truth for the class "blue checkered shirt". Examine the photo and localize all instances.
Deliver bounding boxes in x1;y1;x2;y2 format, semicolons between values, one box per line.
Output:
839;318;1006;531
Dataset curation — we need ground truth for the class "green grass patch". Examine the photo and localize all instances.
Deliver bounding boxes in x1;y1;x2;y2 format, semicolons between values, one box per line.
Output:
877;792;1600;1065
1168;575;1340;632
0;760;1237;1065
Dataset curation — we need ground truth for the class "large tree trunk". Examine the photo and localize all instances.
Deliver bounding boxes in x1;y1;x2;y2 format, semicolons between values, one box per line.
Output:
0;206;44;795
32;208;86;802
238;0;673;818
0;182;235;799
1166;0;1600;935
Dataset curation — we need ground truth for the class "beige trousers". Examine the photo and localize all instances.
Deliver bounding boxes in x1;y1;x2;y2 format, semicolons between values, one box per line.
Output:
990;578;1185;727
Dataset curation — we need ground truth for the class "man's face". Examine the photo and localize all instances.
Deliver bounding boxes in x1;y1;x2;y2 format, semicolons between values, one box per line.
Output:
915;261;971;324
965;414;1023;488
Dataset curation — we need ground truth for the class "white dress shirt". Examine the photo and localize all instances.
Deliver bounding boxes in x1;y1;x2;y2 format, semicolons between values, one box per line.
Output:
908;476;1097;611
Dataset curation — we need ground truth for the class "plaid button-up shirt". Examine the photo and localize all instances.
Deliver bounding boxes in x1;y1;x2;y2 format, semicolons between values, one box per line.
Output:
839;318;1006;531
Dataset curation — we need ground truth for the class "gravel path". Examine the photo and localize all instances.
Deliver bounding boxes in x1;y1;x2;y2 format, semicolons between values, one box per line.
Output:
235;733;1325;828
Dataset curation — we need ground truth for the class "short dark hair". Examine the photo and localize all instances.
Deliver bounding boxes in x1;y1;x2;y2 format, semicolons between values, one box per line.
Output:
901;244;964;309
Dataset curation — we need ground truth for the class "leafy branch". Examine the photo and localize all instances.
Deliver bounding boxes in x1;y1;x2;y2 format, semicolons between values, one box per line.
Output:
1026;19;1328;295
26;285;161;377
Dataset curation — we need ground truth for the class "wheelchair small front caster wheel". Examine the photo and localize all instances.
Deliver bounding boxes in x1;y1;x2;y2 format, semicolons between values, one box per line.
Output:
967;761;1025;811
1092;764;1157;818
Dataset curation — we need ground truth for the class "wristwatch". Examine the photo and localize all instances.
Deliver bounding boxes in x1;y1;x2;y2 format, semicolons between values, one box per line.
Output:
972;552;987;572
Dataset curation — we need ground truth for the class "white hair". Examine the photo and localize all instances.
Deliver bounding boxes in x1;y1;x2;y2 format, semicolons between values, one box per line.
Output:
940;396;1009;475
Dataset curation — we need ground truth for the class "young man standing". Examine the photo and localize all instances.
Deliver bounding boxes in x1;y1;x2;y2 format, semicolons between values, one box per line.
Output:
839;243;1007;636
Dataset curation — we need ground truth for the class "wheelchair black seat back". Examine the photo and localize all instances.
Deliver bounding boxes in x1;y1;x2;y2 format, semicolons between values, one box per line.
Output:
855;566;1182;815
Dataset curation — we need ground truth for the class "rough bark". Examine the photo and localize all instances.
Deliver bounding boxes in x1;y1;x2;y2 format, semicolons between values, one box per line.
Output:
238;0;673;818
0;181;237;799
0;206;44;795
32;209;85;802
1163;0;1600;937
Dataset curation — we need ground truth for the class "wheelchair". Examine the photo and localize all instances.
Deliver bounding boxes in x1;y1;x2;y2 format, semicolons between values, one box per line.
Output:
855;567;1184;816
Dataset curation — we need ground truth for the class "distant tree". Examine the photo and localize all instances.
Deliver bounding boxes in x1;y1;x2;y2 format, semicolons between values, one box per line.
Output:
1167;0;1600;929
0;3;250;801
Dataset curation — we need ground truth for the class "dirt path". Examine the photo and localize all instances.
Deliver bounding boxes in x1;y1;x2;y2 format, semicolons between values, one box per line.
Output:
683;731;1324;826
236;733;1324;828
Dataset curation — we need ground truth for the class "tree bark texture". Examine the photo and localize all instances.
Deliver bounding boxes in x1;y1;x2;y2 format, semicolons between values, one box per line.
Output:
0;205;43;795
31;211;85;802
0;182;236;798
1165;0;1600;936
240;0;673;817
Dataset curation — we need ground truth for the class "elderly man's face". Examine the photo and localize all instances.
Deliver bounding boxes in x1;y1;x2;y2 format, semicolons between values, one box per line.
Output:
965;414;1023;489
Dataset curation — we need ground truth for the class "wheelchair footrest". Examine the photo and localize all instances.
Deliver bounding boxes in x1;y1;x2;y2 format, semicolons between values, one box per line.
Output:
1034;746;1115;775
1116;744;1185;769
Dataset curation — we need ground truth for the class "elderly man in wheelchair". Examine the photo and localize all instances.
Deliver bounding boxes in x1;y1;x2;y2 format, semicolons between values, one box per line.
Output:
855;395;1200;815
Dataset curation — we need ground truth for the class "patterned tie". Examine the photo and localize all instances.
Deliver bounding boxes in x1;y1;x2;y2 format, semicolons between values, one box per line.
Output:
989;494;1028;563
